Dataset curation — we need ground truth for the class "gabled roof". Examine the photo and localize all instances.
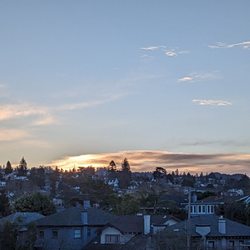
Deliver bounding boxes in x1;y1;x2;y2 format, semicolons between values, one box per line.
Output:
108;215;144;233
35;207;115;227
168;215;250;237
0;212;44;231
151;215;180;226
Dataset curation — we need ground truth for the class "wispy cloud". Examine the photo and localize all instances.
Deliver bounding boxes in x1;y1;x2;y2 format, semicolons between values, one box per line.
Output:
140;45;189;58
192;99;232;106
209;40;250;49
0;103;54;126
0;129;29;142
178;72;219;83
51;150;250;175
140;46;166;51
58;94;124;111
0;94;125;127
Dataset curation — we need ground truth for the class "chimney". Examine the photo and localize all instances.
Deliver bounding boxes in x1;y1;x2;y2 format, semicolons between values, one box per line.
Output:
191;193;197;203
144;215;151;235
81;210;88;225
83;200;91;209
218;216;226;234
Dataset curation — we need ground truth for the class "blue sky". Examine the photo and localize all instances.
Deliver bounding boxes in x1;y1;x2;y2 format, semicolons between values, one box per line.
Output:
0;1;250;172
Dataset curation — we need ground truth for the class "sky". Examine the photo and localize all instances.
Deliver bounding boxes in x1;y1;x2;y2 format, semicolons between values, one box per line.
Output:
0;1;250;174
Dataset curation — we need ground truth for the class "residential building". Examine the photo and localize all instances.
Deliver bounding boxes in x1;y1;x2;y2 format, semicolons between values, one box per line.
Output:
168;215;250;249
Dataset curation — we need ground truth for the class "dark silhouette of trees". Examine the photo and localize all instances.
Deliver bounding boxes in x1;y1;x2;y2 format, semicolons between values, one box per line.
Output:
182;172;195;187
108;160;118;179
108;160;117;171
153;167;167;179
0;190;11;216
29;167;45;188
5;161;13;175
17;157;27;176
118;158;132;189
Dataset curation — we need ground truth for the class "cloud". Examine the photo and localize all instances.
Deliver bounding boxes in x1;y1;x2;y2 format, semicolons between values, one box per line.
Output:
0;129;29;142
209;40;250;49
192;99;232;106
51;150;250;175
165;50;177;57
178;72;219;83
0;103;55;126
58;94;124;111
178;76;194;82
0;93;125;126
140;46;165;51
140;45;189;58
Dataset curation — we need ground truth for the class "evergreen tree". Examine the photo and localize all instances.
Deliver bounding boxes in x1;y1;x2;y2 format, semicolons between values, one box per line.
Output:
121;158;130;171
118;158;132;189
17;157;27;176
5;161;13;175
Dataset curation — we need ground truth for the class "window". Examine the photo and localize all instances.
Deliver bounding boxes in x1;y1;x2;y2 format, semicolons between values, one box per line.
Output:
239;240;244;246
229;240;234;248
207;240;214;248
193;206;197;213
87;228;91;237
198;205;202;213
105;234;120;244
52;230;58;239
207;205;210;213
202;205;206;213
74;229;81;239
39;231;44;239
211;205;214;213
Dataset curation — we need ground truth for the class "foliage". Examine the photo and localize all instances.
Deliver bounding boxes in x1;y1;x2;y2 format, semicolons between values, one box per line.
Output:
153;229;187;250
16;157;27;176
0;221;17;250
5;161;13;175
182;172;195;187
29;167;45;188
196;191;216;200
0;190;11;216
14;192;56;215
153;167;167;179
112;194;140;215
217;201;250;226
118;158;132;189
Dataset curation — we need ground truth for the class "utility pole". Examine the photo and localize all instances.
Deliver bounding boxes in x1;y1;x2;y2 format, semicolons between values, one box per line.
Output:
187;188;191;250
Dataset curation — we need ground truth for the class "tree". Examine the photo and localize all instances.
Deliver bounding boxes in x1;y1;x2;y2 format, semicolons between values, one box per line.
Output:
153;167;167;179
0;221;17;250
112;195;140;215
14;192;56;215
29;167;45;188
182;172;195;187
5;161;13;175
118;158;132;189
0;190;11;216
17;157;27;176
109;160;117;171
121;158;130;171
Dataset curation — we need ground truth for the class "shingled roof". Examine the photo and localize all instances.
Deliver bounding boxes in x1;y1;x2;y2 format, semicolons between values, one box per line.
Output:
35;207;115;227
169;215;250;237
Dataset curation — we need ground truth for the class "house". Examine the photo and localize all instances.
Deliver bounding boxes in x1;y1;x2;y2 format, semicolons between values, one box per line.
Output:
182;194;224;216
167;215;250;249
151;215;180;234
0;212;44;248
87;214;179;247
34;206;115;250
